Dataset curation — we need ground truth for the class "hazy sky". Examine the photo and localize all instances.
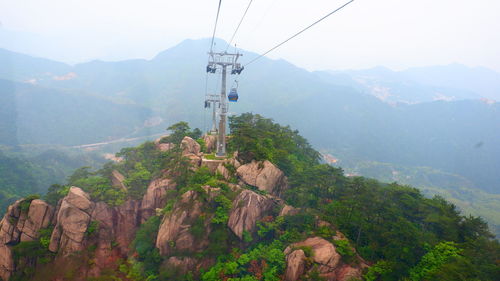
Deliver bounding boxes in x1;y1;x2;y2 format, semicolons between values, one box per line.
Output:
1;0;499;71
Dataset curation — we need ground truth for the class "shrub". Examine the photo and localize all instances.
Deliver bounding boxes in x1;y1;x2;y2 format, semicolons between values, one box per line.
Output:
211;195;232;224
333;239;355;263
85;221;100;237
19;194;40;213
190;216;206;240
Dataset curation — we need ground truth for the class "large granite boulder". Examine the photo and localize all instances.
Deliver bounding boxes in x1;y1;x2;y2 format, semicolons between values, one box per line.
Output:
227;190;277;239
279;204;300;216
0;200;23;280
236;160;288;196
291;237;341;269
203;134;217;153
20;199;53;241
156;191;209;256
49;187;94;255
141;178;172;222
110;170;127;191
181;136;201;156
285;249;306;281
89;202;117;271
0;198;55;280
201;159;224;173
284;237;366;281
114;200;141;252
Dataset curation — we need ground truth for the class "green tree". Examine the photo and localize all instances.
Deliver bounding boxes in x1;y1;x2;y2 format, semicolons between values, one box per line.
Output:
408;242;462;281
124;162;152;199
162;122;203;144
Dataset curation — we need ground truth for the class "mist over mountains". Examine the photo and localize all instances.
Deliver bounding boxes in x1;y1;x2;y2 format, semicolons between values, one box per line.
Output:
1;38;499;231
318;64;500;104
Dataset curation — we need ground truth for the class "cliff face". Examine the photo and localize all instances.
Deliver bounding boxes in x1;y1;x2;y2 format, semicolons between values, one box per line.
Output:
0;199;54;280
0;176;172;280
237;160;288;197
284;237;368;281
228;189;278;239
0;136;367;281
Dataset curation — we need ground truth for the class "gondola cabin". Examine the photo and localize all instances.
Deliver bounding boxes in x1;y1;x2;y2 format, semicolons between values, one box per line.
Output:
228;88;239;102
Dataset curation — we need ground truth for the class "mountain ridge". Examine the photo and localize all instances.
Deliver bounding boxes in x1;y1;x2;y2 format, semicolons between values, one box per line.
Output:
0;116;497;280
0;38;499;234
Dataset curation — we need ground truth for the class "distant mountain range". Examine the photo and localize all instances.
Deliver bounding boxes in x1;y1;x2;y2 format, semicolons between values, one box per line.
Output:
316;64;500;104
0;39;499;232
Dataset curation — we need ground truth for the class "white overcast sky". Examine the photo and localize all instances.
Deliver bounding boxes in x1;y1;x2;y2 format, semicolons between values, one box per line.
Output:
1;0;499;71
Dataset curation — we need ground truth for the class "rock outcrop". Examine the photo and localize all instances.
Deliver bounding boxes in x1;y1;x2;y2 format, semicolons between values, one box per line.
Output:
157;142;175;152
89;201;118;273
164;256;214;277
285;249;306;281
280;204;300;216
0;134;371;281
0;198;55;280
156;190;209;256
110;170;127;191
49;187;94;255
114;200;142;252
0;200;23;280
291;237;341;270
236;160;288;196
181;136;202;168
141;178;173;222
0;170;173;280
201;158;240;179
87;179;171;275
284;237;366;281
228;189;277;239
154;136;175;152
181;136;201;156
19;199;53;242
164;256;197;275
216;164;231;180
201;159;224;173
203;134;217;153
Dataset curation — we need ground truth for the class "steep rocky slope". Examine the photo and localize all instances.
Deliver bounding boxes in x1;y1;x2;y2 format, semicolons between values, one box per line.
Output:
0;136;366;281
0;117;497;281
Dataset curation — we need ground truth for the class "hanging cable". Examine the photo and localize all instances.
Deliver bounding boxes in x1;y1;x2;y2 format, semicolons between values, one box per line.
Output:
249;0;277;35
244;0;355;66
210;0;223;52
205;0;223;132
225;0;254;52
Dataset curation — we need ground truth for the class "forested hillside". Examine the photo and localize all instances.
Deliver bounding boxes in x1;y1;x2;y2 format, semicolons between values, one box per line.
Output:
0;148;104;212
1;41;498;193
0;79;155;146
0;115;497;281
0;39;499;237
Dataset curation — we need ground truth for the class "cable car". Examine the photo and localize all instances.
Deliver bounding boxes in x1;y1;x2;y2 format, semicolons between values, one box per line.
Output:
228;88;238;102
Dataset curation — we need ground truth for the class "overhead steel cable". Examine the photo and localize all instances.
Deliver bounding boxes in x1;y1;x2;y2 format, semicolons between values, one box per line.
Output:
244;0;355;66
225;0;254;52
205;0;223;132
210;0;223;52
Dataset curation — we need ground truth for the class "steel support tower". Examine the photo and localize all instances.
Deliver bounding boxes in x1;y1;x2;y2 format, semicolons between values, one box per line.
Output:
207;51;243;157
205;94;219;134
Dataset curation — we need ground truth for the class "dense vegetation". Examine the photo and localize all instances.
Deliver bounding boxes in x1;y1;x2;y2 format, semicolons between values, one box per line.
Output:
2;43;500;239
338;159;500;236
0;148;103;213
228;113;320;176
11;115;500;280
0;151;40;211
46;142;182;205
226;113;499;280
44;122;204;206
160;121;202;144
